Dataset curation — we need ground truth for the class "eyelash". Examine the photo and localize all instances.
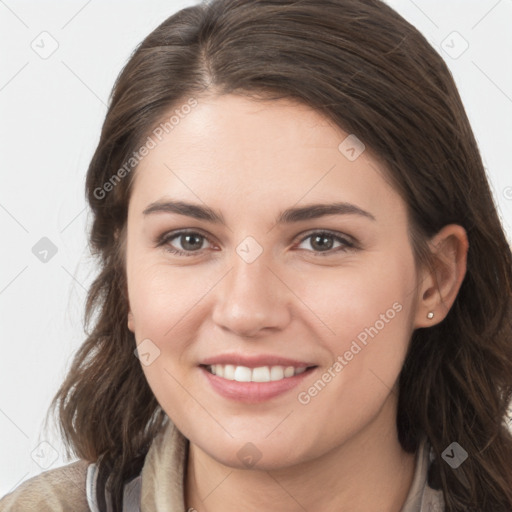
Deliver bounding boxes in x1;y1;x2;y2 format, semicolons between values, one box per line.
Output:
155;229;357;258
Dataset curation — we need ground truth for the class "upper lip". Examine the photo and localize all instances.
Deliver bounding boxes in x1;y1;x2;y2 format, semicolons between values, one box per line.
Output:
200;354;317;369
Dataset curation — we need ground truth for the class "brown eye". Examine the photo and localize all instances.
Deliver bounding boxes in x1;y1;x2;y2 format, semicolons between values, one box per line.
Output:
157;230;211;256
296;231;356;255
310;233;335;251
175;233;205;251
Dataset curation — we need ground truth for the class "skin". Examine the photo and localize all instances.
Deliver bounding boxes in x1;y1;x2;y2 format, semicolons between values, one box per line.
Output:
125;94;468;511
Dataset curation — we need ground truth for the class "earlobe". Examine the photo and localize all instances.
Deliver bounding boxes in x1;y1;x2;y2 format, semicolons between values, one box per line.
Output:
414;224;469;329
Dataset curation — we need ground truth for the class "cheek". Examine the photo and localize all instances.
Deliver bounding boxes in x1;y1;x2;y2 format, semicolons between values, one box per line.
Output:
296;252;416;398
127;261;210;339
287;252;416;350
128;265;203;420
292;273;415;444
291;252;416;414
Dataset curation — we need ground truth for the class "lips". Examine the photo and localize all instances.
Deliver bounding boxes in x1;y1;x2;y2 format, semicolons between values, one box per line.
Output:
199;353;317;403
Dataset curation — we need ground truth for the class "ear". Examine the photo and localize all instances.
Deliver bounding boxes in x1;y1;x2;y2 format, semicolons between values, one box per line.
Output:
128;310;135;332
413;224;468;328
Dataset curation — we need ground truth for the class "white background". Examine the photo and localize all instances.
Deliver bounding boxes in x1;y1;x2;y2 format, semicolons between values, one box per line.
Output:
1;0;511;498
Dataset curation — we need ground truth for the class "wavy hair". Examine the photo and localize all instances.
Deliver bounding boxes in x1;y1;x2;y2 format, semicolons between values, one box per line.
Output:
44;0;512;510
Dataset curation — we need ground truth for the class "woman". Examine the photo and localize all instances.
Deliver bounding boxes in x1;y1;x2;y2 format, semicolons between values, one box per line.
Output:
2;0;511;511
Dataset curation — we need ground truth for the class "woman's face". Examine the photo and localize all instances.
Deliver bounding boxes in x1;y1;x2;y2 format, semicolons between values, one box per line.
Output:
125;94;423;469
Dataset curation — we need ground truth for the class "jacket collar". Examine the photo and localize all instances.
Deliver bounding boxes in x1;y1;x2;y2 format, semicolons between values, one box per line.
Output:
140;419;188;510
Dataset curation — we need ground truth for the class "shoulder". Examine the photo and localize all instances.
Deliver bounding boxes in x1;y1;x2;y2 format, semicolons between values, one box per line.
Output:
0;459;90;512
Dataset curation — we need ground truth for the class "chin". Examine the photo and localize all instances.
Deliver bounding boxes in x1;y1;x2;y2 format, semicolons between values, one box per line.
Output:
194;434;308;471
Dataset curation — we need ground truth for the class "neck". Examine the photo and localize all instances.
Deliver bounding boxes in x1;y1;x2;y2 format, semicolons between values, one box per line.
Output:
185;393;417;512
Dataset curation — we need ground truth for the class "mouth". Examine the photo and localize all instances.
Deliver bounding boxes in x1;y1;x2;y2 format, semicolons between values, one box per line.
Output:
199;363;318;403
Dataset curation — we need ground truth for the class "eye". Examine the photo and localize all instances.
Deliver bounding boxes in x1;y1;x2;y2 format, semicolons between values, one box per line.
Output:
155;229;357;257
295;230;356;255
157;230;213;257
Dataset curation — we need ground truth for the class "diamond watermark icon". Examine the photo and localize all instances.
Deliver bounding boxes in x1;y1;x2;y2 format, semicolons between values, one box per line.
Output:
134;338;161;366
31;441;59;470
441;442;468;469
32;237;58;263
338;134;366;161
237;442;262;468
441;31;469;60
236;236;263;264
30;31;59;59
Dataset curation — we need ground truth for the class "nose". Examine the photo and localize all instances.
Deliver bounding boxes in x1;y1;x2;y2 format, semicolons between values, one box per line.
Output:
211;250;292;338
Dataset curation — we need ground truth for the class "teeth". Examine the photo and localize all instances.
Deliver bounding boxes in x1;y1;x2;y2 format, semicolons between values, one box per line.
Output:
207;364;309;383
252;366;270;382
270;366;284;381
234;366;252;382
224;364;235;380
283;366;295;378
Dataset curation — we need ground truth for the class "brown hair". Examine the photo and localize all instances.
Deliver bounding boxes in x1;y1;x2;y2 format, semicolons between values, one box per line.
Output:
44;0;512;510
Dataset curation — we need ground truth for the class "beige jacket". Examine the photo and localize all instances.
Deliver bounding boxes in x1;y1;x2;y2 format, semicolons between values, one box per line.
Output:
0;421;445;511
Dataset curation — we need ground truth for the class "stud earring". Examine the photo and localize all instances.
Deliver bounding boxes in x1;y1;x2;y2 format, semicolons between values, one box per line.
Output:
427;311;434;319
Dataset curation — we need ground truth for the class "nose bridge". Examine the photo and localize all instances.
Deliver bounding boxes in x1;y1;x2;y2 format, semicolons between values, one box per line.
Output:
212;243;290;336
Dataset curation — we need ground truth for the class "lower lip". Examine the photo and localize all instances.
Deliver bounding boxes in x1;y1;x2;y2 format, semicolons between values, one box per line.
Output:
200;366;316;403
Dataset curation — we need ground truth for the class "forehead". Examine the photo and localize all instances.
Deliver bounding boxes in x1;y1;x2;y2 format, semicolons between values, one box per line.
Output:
129;94;405;224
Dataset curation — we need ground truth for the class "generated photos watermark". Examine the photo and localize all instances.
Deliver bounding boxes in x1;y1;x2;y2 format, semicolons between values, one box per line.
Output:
297;301;403;405
93;97;198;200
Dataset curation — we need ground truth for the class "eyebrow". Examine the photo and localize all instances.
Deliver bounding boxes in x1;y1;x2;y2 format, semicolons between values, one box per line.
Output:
142;199;376;224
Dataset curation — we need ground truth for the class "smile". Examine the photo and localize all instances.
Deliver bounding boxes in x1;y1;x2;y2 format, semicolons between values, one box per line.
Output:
206;364;308;383
200;364;317;403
